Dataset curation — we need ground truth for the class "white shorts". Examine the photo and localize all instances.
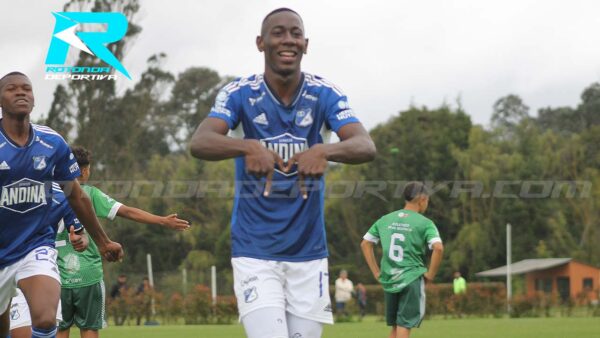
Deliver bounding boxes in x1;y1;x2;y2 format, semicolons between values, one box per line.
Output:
232;257;333;324
10;288;63;330
0;246;60;314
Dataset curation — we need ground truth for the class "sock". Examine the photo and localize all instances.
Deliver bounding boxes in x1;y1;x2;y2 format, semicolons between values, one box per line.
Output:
31;326;57;338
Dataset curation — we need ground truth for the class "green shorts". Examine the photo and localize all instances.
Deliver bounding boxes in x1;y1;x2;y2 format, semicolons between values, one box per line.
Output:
59;281;106;331
385;277;425;328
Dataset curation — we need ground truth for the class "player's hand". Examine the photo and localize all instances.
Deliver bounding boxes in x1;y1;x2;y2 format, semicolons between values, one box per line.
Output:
243;139;284;197
162;214;191;231
69;225;88;252
284;144;328;199
373;270;381;281
99;241;124;262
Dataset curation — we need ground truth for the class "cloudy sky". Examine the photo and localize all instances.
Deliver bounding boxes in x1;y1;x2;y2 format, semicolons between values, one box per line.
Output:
2;0;600;130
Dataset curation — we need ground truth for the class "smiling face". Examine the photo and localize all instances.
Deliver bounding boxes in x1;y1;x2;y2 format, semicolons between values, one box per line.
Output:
0;74;34;118
257;10;308;78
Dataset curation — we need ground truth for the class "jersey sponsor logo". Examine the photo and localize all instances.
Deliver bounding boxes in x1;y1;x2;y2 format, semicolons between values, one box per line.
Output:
398;212;409;218
0;178;47;213
295;108;313;127
302;91;318;102
36;136;54;149
69;162;80;174
253;113;269;126
248;92;265;106
323;303;333;312
243;286;258;303
0;161;10;170
336;109;355;121
33;156;47;170
260;133;308;176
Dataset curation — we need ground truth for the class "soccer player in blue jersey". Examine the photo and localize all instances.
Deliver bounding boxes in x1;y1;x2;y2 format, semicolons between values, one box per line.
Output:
190;8;376;338
0;72;123;338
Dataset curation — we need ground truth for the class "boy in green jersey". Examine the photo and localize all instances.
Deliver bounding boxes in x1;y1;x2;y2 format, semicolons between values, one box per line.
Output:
56;147;190;338
361;182;444;338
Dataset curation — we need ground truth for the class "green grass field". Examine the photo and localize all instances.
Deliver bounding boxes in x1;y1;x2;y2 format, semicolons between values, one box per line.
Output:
99;317;600;338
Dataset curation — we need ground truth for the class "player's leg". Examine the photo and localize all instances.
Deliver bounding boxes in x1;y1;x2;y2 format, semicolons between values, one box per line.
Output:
0;306;10;338
58;287;74;338
241;307;288;338
73;281;105;338
232;257;287;338
388;326;397;338
283;258;333;338
1;264;19;337
9;289;33;338
17;246;61;338
394;277;426;338
285;312;323;338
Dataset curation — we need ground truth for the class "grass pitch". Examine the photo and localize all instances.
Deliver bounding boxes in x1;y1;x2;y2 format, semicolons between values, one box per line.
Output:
99;316;600;338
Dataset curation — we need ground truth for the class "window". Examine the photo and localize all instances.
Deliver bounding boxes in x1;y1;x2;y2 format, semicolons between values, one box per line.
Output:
583;278;593;291
535;278;552;293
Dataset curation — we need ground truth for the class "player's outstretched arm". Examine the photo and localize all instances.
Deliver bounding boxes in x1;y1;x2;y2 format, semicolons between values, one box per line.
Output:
322;123;376;164
63;180;123;262
360;239;381;281
116;206;190;231
424;242;444;282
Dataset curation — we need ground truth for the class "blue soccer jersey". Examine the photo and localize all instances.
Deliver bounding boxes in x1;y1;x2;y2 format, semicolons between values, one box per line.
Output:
207;73;360;261
50;183;83;235
0;122;80;268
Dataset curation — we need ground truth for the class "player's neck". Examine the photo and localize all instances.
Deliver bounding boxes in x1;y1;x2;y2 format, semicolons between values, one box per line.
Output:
264;69;303;106
1;115;31;146
403;204;421;213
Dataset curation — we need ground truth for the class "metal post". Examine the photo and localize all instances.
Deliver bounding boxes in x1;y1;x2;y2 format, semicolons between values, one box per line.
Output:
507;223;512;315
146;253;156;316
211;265;217;305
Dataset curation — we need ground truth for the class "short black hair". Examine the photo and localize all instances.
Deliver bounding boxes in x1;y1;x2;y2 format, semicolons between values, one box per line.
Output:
71;146;91;167
261;7;303;35
0;71;28;91
403;181;429;202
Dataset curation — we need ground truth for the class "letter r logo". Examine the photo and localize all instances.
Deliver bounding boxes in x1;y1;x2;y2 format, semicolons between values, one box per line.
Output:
46;12;131;79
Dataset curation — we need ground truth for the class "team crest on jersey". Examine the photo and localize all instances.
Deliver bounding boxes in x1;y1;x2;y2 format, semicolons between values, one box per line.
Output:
260;133;308;176
244;286;258;303
33;156;47;170
64;253;81;274
0;178;47;213
295;108;313;127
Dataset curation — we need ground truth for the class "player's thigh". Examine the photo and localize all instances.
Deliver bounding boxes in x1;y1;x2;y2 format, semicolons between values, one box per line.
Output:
286;311;323;338
9;289;31;331
0;263;19;314
16;246;61;325
395;277;425;329
384;291;401;326
283;258;333;324
232;257;286;318
73;282;105;330
241;307;288;338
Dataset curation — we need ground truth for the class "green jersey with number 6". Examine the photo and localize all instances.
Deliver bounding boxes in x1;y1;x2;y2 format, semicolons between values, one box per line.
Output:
56;184;123;288
364;209;442;293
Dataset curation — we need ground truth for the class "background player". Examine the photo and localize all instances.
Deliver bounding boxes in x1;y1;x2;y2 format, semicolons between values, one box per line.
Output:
57;146;189;338
10;185;89;338
361;181;444;338
190;8;376;338
0;72;122;338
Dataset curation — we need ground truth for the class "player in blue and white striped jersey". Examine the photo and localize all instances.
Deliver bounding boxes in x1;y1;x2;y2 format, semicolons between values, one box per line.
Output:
190;8;376;338
0;72;122;338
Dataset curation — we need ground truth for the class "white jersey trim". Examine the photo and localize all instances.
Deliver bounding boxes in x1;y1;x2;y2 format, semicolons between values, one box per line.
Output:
428;237;442;250
363;233;380;244
107;202;123;220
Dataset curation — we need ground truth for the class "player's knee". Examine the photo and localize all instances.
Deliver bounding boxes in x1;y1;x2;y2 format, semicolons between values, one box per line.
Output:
31;311;57;329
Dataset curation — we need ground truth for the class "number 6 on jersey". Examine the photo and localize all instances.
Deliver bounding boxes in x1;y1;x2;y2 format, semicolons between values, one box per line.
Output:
388;233;405;262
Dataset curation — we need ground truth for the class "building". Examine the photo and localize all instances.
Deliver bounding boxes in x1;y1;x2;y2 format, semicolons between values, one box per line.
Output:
476;258;599;302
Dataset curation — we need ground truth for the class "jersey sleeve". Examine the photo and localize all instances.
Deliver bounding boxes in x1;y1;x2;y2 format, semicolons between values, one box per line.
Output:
62;206;83;233
322;84;361;133
88;186;122;220
363;218;382;244
424;221;442;250
53;138;80;181
207;80;242;130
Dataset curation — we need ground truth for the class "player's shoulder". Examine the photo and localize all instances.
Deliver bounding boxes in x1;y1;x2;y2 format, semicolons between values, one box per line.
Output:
31;123;68;145
304;72;345;97
220;74;263;95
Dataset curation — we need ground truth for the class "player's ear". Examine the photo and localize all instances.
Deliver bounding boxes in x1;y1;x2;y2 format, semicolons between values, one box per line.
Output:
256;36;264;52
303;38;309;54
